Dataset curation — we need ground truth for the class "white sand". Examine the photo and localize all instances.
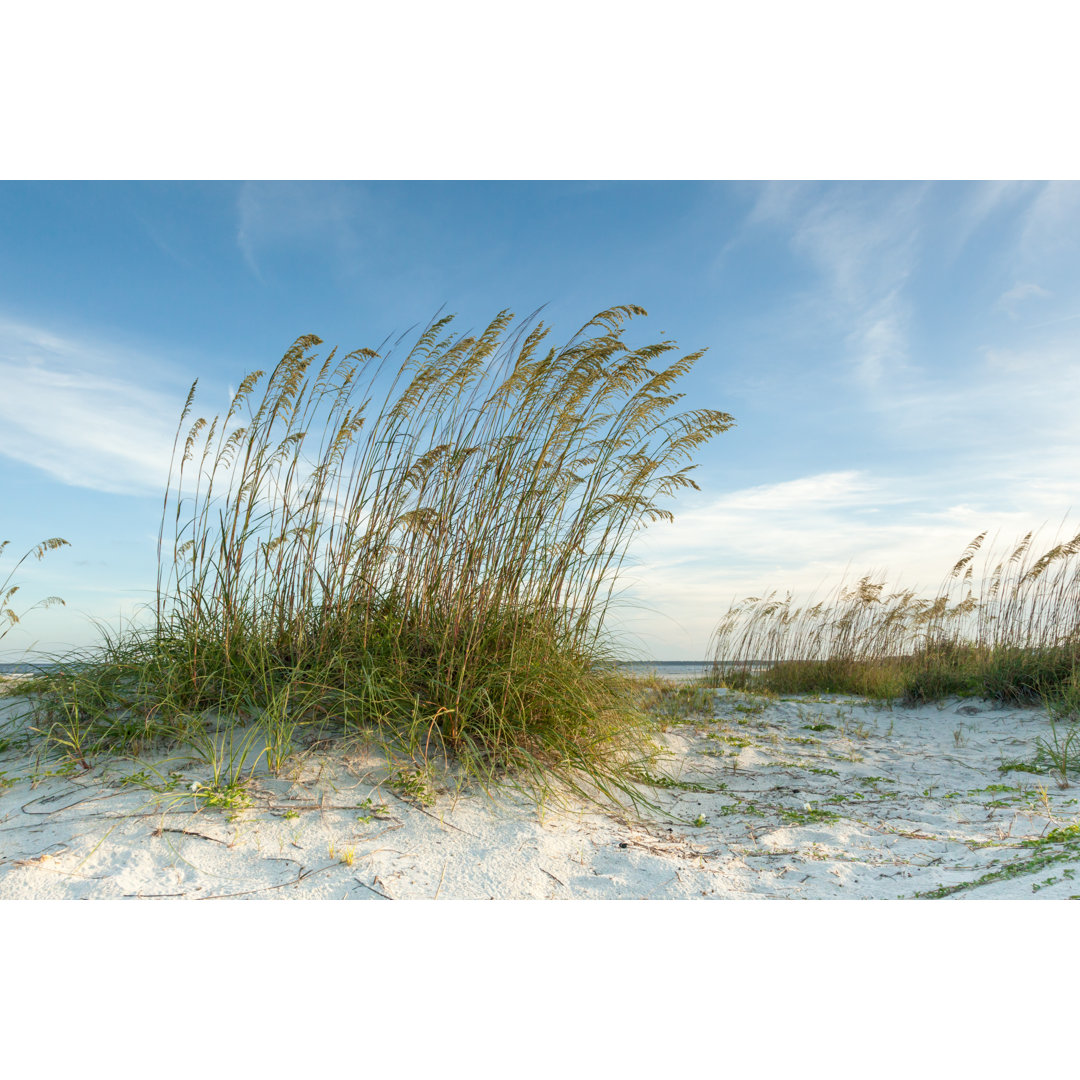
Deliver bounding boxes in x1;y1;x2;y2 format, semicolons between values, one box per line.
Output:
3;676;1079;900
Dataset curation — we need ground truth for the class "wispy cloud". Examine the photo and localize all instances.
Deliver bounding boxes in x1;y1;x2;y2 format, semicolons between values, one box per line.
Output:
789;186;924;304
845;292;909;387
947;180;1035;258
876;333;1080;468
0;318;184;495
744;179;809;227
997;280;1052;317
1019;181;1080;261
695;470;880;512
236;181;371;281
737;182;925;392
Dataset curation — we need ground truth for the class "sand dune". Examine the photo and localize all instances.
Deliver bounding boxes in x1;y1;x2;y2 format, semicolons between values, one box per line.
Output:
2;680;1078;900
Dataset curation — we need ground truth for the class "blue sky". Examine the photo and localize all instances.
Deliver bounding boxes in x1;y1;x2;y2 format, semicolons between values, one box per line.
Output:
2;180;1079;661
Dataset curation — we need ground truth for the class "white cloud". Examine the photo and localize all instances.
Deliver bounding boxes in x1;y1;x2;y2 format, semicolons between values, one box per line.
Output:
0;318;185;495
846;294;909;387
695;470;880;513
999;280;1051;305
1019;181;1080;259
997;280;1052;317
789;185;925;305
948;180;1034;258
736;183;924;394
744;180;811;227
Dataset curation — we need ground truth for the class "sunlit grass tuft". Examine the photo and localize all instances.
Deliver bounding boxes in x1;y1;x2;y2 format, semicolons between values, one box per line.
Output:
24;306;733;808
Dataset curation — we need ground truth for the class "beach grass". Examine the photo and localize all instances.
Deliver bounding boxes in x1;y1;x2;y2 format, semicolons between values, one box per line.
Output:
707;528;1080;717
0;537;69;648
16;305;734;807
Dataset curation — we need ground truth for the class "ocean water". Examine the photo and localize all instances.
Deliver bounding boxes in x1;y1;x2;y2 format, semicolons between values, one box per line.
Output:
0;659;765;680
0;661;66;674
613;660;775;683
613;660;713;683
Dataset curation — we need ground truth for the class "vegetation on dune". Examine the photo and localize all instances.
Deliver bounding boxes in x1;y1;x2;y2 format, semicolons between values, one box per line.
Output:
17;305;735;806
708;528;1080;716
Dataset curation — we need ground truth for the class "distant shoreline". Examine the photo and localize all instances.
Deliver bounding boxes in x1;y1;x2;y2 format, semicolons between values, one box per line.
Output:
0;659;772;677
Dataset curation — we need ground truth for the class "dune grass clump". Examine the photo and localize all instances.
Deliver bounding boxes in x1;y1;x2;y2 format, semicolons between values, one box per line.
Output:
708;529;1080;715
27;305;733;806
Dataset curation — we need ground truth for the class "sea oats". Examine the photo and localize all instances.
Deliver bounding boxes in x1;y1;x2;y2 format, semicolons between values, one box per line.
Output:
708;526;1080;709
24;306;734;809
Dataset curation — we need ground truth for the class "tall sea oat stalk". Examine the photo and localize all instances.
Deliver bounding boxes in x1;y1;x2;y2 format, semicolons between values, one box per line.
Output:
0;537;70;647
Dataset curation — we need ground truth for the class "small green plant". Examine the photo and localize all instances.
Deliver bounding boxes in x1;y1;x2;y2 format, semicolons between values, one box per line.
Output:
282;808;299;820
389;766;436;806
647;684;716;723
26;760;78;781
708;733;752;748
356;796;391;823
780;802;842;825
717;800;765;817
1043;673;1080;721
258;681;300;774
189;777;253;810
733;699;769;716
628;767;723;795
998;757;1049;776
119;767;180;793
835;710;870;739
184;717;267;800
693;814;707;827
33;684;95;770
799;763;841;778
1036;720;1080;789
